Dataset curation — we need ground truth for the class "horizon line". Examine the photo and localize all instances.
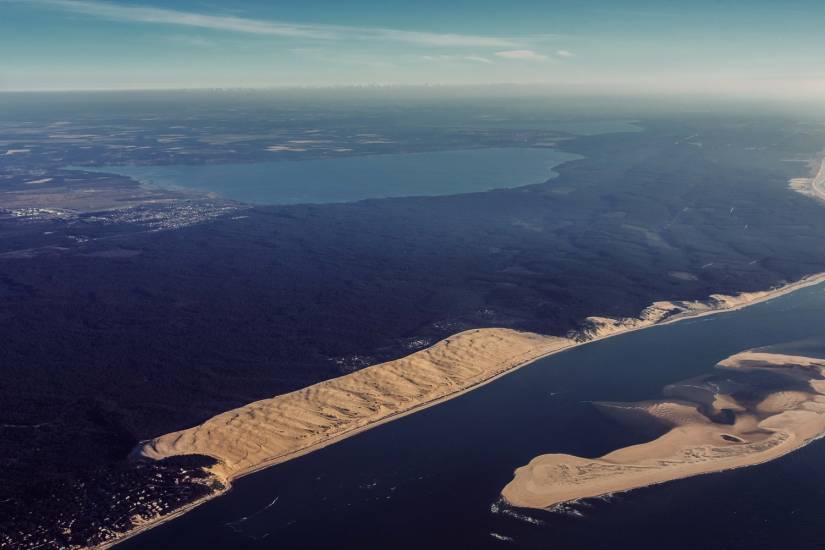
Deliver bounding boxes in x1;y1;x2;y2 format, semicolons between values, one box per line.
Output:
0;81;814;99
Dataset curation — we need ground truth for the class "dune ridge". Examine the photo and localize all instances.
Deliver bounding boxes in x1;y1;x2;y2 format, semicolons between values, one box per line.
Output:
141;272;825;483
501;349;825;509
578;287;805;340
141;329;574;479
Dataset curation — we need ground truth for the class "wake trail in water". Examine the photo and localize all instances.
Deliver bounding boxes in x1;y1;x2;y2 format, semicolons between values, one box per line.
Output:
226;495;280;530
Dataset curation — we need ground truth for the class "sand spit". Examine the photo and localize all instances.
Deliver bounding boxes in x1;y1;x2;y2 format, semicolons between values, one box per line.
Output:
501;350;825;509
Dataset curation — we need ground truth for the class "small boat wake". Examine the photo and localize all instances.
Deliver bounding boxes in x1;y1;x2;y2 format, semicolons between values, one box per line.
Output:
226;495;280;533
490;532;515;542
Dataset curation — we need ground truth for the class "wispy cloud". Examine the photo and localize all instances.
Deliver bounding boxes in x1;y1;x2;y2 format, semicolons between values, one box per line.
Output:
463;55;493;64
14;0;520;48
494;50;548;61
555;49;574;58
419;54;494;64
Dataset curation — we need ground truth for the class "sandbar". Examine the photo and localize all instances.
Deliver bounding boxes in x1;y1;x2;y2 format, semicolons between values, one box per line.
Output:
501;349;825;509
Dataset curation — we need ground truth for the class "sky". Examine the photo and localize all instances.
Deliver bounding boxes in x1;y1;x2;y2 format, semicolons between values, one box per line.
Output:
2;0;825;97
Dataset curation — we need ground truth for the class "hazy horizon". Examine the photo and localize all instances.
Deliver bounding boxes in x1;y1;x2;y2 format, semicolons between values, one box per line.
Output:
2;0;825;100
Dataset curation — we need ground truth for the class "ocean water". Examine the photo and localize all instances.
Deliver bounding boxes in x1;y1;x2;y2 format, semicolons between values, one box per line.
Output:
120;283;825;550
82;148;578;205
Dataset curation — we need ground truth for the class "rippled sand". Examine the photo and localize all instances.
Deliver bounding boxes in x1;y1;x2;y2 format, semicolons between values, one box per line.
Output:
141;328;574;479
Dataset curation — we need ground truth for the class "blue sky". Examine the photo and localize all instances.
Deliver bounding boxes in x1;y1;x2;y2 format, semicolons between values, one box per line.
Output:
1;0;824;95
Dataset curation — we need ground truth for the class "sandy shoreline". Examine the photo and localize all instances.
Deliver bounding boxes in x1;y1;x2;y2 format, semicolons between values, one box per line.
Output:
100;271;825;548
501;350;825;509
789;154;825;201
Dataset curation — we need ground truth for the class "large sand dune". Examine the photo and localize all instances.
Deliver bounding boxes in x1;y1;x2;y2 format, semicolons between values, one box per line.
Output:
141;273;825;484
141;329;574;479
501;349;825;509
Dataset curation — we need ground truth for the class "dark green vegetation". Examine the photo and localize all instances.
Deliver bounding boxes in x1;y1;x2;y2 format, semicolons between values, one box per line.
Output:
1;93;825;547
1;455;219;549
